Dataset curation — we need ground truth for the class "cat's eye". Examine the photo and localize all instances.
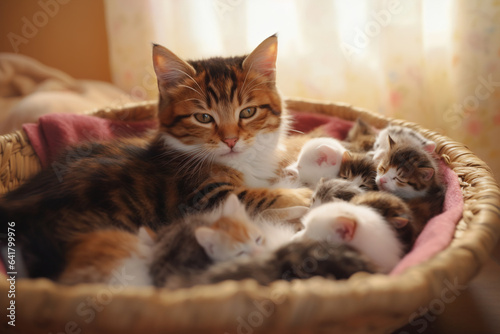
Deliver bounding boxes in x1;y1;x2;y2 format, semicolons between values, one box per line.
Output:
255;236;263;245
194;113;214;123
239;107;257;119
236;250;245;257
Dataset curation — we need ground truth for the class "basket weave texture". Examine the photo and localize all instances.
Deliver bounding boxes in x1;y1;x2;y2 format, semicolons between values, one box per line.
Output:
1;98;499;334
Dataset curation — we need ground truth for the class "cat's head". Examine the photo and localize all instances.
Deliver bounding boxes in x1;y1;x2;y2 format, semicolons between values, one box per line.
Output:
375;137;438;199
338;151;377;190
345;118;377;152
287;138;346;188
311;178;364;208
152;35;284;165
194;194;265;262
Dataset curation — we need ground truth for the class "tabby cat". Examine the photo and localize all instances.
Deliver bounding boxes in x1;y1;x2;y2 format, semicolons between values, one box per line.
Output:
0;35;312;279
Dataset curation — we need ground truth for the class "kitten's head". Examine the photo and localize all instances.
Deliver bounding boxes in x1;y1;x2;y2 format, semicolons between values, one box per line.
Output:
152;35;284;165
300;201;404;273
311;178;364;208
287;137;346;188
194;194;265;262
376;138;438;199
338;151;377;190
345;118;377;152
350;191;418;253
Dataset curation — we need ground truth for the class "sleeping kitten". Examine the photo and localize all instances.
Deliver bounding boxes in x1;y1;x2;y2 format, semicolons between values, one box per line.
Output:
1;35;313;279
294;201;405;273
338;151;378;190
343;118;378;153
285;137;347;188
350;191;418;253
311;178;364;208
375;136;442;200
150;194;265;286
58;227;155;286
165;240;377;289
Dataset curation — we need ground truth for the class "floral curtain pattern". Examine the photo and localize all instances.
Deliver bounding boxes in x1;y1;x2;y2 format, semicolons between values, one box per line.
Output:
104;0;500;180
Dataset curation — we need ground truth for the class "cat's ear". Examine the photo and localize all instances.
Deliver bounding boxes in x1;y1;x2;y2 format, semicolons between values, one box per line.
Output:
152;43;196;96
390;216;409;229
221;194;243;216
316;145;339;166
329;216;357;242
341;151;352;164
419;167;435;181
284;163;299;179
388;135;396;148
194;227;217;256
242;34;278;81
423;141;436;154
137;227;156;246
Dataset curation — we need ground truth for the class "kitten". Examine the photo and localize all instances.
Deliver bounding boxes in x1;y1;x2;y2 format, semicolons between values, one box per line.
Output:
375;136;442;200
58;227;155;286
343;118;378;153
372;125;436;162
285;137;347;188
294;201;405;273
350;191;418;253
338;151;378;190
0;35;313;279
150;194;265;286
165;241;377;289
311;178;364;208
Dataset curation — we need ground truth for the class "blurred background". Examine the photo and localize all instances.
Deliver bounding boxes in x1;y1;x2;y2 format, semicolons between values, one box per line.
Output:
0;1;499;333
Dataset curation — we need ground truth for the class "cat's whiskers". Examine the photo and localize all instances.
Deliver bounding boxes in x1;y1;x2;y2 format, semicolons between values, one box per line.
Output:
177;97;206;105
178;84;206;98
173;69;207;99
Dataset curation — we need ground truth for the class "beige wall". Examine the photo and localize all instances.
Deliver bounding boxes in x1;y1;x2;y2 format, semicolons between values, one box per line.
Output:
0;0;111;81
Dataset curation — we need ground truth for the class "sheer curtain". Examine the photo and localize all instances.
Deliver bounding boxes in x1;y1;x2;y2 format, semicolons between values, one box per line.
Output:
104;0;500;180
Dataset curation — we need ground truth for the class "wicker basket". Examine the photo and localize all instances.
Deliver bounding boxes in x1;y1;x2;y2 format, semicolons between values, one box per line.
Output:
1;98;499;334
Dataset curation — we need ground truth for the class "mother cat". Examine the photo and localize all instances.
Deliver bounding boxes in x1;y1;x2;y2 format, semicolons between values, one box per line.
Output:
0;35;311;279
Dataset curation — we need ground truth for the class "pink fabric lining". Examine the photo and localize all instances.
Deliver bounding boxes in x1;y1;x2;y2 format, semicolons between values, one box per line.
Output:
21;111;463;274
23;113;157;168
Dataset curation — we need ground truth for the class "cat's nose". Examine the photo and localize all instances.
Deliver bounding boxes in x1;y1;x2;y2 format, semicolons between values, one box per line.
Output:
223;137;239;149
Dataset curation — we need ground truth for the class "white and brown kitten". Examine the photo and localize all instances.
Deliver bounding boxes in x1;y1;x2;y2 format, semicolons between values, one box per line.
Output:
294;201;405;273
285;137;347;188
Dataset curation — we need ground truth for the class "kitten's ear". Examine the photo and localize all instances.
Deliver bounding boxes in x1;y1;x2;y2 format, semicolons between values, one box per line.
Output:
329;216;357;242
419;167;435;181
388;135;396;148
341;151;352;165
194;227;217;256
390;216;409;229
316;145;339;166
152;44;196;96
137;227;156;246
242;34;278;81
221;194;242;216
423;141;436;154
285;163;299;179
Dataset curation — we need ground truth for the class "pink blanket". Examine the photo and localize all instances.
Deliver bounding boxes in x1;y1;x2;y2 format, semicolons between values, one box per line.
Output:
21;111;463;275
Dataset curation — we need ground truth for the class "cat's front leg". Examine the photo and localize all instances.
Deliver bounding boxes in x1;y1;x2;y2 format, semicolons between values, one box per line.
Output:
235;187;313;218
